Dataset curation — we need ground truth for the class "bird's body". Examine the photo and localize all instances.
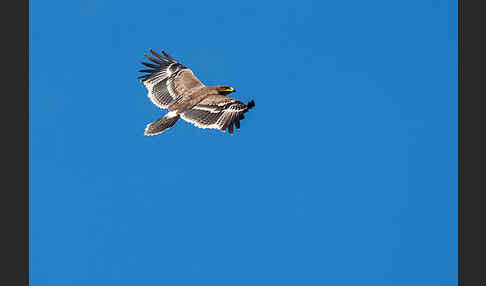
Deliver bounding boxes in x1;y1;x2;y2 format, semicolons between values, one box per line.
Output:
138;49;255;136
168;86;217;112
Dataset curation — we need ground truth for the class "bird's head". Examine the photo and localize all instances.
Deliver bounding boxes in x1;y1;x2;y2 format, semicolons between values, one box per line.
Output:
216;85;236;95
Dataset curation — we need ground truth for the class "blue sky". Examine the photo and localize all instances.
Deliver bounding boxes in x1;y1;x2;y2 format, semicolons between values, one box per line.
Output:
30;0;457;285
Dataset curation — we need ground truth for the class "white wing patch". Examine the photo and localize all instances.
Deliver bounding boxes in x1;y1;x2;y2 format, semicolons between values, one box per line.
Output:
192;105;220;113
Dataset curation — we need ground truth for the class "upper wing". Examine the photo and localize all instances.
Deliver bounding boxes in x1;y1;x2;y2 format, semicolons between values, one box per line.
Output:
138;49;205;108
180;95;255;134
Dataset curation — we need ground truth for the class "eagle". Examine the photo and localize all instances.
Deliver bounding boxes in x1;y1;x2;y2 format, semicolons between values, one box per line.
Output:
138;49;255;136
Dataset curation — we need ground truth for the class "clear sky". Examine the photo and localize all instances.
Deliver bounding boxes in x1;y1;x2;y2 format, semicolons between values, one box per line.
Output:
30;0;457;285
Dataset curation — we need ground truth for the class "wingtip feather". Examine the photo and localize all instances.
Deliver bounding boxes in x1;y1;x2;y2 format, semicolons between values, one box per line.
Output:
150;49;168;62
144;52;162;64
162;51;176;61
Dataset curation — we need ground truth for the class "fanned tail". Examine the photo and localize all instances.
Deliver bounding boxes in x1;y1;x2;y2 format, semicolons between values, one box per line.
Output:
144;112;180;136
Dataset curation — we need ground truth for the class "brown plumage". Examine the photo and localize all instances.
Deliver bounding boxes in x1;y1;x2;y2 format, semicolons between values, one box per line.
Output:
138;49;255;136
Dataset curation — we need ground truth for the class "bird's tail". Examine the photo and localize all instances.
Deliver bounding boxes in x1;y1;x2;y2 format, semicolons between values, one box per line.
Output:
144;112;180;136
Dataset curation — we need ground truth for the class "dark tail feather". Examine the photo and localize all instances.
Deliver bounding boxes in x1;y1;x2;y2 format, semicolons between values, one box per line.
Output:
144;113;180;136
247;100;255;109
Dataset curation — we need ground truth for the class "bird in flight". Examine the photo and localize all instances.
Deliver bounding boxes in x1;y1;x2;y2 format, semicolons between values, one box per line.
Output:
138;49;255;136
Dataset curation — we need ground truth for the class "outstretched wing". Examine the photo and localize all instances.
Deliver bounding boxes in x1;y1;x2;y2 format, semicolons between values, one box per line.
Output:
138;49;205;108
181;95;255;134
